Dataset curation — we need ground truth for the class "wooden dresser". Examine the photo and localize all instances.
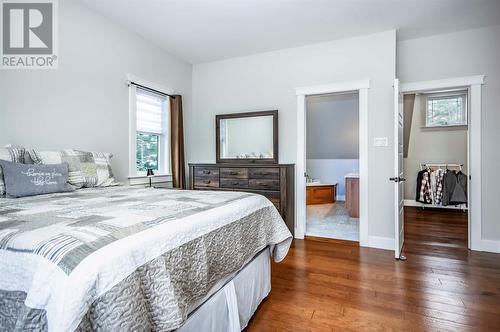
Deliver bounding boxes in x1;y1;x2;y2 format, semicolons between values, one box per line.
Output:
189;163;295;236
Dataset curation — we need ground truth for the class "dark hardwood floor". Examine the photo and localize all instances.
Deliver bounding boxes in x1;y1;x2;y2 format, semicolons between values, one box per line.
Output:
246;207;500;331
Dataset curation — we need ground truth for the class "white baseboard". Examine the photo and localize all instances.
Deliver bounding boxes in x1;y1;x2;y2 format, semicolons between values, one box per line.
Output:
477;239;500;254
403;199;467;210
366;236;394;251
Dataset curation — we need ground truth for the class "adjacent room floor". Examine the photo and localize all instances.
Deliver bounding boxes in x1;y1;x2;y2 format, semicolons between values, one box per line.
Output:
306;202;359;241
246;207;500;331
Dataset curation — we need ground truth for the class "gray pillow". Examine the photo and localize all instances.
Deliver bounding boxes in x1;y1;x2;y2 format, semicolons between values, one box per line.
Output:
0;160;75;198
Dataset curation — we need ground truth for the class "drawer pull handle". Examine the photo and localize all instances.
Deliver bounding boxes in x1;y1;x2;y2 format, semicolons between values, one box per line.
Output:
230;171;238;175
202;170;211;174
231;181;239;185
203;180;211;184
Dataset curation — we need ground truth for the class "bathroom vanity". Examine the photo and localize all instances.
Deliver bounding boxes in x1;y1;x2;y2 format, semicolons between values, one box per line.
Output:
306;183;337;205
345;173;359;218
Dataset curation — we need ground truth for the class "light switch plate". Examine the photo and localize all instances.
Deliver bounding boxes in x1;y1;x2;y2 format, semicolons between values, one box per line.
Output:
373;137;388;147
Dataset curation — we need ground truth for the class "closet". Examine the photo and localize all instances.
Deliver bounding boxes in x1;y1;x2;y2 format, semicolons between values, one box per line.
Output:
403;89;469;249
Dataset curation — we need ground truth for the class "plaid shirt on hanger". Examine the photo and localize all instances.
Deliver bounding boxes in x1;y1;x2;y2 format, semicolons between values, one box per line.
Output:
434;169;445;205
419;170;432;204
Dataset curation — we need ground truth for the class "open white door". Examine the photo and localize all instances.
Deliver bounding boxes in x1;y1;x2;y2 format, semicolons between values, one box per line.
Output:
392;79;406;260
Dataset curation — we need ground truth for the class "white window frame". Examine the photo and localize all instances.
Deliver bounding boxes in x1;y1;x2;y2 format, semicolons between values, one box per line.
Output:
128;74;173;178
424;91;468;128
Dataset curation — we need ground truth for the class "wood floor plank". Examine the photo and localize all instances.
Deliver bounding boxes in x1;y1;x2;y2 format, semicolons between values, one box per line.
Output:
245;207;500;331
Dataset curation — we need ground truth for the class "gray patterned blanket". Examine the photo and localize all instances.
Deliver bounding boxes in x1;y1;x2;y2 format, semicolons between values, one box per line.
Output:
0;186;292;331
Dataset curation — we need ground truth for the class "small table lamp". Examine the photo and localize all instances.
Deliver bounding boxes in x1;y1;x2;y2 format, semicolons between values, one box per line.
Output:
146;168;154;188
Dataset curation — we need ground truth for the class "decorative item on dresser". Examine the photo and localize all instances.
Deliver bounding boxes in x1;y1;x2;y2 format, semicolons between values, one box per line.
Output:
189;163;295;236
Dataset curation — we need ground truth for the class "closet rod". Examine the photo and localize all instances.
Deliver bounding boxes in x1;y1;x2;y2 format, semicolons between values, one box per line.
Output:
420;163;463;170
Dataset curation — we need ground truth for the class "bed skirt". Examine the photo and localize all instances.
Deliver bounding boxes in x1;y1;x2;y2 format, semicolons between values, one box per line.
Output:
177;247;271;331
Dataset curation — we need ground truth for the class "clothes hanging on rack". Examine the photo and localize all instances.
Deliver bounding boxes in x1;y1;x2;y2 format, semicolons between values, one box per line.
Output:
416;169;432;204
442;170;468;206
430;171;437;204
415;166;467;207
434;169;445;205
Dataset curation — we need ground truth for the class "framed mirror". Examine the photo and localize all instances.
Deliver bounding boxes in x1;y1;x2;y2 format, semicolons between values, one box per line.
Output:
216;110;278;164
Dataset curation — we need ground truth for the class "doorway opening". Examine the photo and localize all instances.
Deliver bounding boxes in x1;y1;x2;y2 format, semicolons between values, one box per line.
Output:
402;89;469;255
295;80;369;244
305;92;360;242
395;75;485;258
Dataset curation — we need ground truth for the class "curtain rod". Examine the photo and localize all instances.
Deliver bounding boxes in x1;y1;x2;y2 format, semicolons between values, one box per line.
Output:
128;81;176;99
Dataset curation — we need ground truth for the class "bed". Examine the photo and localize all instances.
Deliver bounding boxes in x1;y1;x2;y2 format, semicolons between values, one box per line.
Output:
0;186;292;331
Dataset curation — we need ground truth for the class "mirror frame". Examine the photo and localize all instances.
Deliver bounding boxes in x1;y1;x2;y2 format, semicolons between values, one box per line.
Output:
216;110;279;164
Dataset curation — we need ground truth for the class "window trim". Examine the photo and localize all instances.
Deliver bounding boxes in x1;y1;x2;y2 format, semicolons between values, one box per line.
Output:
424;91;468;128
128;75;173;178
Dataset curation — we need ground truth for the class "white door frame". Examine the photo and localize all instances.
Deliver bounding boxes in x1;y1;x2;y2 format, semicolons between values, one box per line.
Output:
400;75;485;251
295;80;370;247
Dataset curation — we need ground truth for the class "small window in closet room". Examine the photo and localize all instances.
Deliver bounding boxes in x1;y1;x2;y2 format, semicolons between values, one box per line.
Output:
425;92;467;127
402;89;469;255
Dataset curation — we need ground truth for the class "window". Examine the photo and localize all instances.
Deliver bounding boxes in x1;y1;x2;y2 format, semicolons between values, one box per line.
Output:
130;86;170;176
425;92;467;127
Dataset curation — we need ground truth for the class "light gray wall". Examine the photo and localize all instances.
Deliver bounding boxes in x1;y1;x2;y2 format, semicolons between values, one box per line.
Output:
0;0;192;182
403;95;467;200
398;25;500;241
190;30;397;240
306;93;359;159
306;159;359;199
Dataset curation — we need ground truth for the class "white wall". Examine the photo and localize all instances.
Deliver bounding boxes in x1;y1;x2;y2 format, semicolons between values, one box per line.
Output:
404;95;468;200
398;25;500;244
306;159;359;200
0;0;192;182
306;93;359;159
190;30;397;245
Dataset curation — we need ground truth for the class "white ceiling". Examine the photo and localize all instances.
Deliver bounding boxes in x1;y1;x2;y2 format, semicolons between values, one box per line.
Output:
79;0;500;64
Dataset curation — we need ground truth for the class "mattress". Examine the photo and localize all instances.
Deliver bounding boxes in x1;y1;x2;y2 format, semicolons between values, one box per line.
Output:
0;186;292;331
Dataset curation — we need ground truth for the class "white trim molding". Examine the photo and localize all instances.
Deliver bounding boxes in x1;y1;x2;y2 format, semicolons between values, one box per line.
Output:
401;75;485;93
401;75;489;253
479;239;500;254
296;80;370;96
295;79;370;248
368;236;394;251
469;83;483;251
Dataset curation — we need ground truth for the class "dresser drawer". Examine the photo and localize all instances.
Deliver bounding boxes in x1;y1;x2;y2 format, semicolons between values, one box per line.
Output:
220;178;249;189
220;168;248;179
194;178;219;188
258;192;281;213
249;179;280;190
194;167;219;178
249;168;280;179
